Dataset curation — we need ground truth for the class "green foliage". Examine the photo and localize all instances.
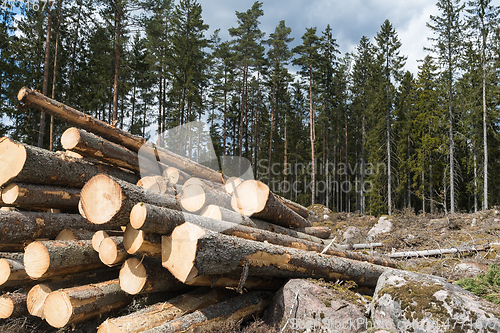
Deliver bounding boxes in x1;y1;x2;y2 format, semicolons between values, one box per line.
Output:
456;264;500;304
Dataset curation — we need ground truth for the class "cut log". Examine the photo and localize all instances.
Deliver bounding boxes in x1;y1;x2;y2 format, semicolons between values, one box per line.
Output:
183;177;226;192
123;225;161;256
97;288;236;333
1;183;80;210
61;127;145;174
0;137;138;188
18;87;224;183
55;228;95;241
0;210;104;250
142;290;273;333
80;174;180;227
224;177;242;194
24;240;105;279
296;226;331;239
0;258;30;287
180;183;232;213
231;180;311;228
26;267;119;318
118;257;188;295
163;166;190;185
163;223;393;287
137;176;169;194
92;230;125;252
201;205;324;245
99;237;128;266
389;245;490;258
64;150;83;159
0;292;28;319
185;275;284;289
277;195;309;218
43;278;131;328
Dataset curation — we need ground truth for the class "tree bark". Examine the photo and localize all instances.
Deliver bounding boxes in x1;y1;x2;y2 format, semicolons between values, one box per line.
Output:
123;225;162;256
295;226;331;239
17;88;224;183
231;180;311;228
99;236;128;266
43;279;131;328
277;195;309;218
0;292;28;319
0;137;138;188
97;288;236;333
38;4;53;148
180;183;232;213
1;183;80;210
23;240;105;279
119;257;188;295
55;228;95;241
80;174;180;227
163;223;392;286
143;290;273;333
0;211;103;250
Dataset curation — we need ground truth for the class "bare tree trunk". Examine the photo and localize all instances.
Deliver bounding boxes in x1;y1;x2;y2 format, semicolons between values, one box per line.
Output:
38;6;53;147
482;46;488;211
309;65;315;205
112;1;122;124
49;0;62;151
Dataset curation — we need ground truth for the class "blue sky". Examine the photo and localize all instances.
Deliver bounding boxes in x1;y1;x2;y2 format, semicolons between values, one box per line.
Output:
200;0;440;74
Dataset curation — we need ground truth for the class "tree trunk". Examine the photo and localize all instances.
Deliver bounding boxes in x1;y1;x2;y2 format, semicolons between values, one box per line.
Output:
118;257;189;295
0;258;29;288
38;5;53;148
0;137;138;188
144;291;273;333
136;176;177;195
112;3;122;124
43;279;131;328
49;0;63;151
17;88;225;183
23;240;105;279
309;65;316;205
163;223;391;286
180;183;232;213
276;195;309;218
99;236;127;266
0;211;103;250
1;183;80;210
123;225;161;256
80;174;180;227
231;180;311;228
296;226;331;239
97;288;237;333
0;292;28;319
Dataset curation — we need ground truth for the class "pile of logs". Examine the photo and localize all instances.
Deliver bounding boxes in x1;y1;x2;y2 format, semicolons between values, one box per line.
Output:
0;88;397;331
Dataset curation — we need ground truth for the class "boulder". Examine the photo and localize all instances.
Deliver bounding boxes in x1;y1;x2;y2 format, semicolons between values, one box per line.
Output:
343;226;362;244
264;279;368;332
368;216;392;239
371;269;500;332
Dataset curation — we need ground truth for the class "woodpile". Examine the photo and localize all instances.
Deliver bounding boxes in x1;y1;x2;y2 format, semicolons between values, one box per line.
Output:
0;88;397;330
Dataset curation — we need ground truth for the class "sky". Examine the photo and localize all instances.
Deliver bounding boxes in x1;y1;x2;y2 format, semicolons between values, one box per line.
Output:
200;0;440;74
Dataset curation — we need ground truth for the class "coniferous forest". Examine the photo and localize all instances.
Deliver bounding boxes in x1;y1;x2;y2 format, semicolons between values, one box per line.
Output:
1;0;500;215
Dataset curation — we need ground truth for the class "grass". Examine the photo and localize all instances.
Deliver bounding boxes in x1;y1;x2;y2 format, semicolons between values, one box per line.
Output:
455;264;500;304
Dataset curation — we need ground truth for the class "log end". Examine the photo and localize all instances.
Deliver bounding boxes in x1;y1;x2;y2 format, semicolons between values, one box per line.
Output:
0;258;11;286
44;291;72;328
0;138;27;188
162;223;205;283
1;183;19;205
119;257;146;295
55;228;77;241
99;237;122;266
129;203;147;230
0;295;14;319
163;167;180;184
231;180;270;216
92;230;109;252
17;87;30;102
97;320;122;333
224;177;242;194
24;242;50;279
200;205;222;221
123;226;144;255
60;127;82;150
80;174;122;224
180;184;205;213
27;284;52;317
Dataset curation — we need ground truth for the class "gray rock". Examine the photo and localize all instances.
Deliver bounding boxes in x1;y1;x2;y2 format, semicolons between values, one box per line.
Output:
343;226;361;243
451;262;488;279
371;269;500;332
367;216;392;239
264;279;368;332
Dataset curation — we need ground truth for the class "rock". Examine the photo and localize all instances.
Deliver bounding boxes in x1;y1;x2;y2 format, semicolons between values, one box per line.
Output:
343;226;361;243
472;218;477;227
264;279;368;332
367;216;392;239
451;262;488;279
371;269;500;332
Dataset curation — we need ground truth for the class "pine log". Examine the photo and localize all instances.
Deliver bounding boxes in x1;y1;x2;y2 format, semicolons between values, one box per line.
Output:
61;127;145;174
0;137;138;188
389;246;490;258
295;226;331;239
180;183;232;213
123;225;161;256
185;274;284;289
163;166;190;185
43;278;131;328
142;290;273;333
24;240;105;279
99;237;128;266
64;150;83;158
163;223;393;286
137;176;169;194
0;252;24;261
0;258;30;288
119;257;188;295
97;288;236;333
18;87;224;183
201;205;324;245
0;292;28;318
1;183;80;210
0;210;104;250
277;195;309;218
26;267;120;318
80;174;180;227
92;230;125;252
183;177;226;192
231;180;311;228
224;176;242;194
55;228;95;241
